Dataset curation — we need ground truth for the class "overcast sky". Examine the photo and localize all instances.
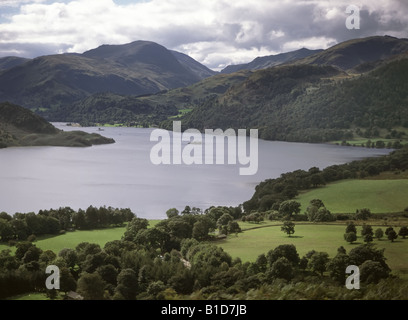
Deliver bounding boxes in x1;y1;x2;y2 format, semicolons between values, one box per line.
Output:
0;0;407;70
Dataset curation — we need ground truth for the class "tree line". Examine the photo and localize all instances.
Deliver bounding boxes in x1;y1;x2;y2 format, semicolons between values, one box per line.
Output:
1;227;405;300
0;206;135;243
243;146;408;214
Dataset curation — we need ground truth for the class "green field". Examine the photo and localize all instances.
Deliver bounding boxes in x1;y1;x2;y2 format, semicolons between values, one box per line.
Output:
295;179;408;214
0;221;163;254
218;223;408;277
0;227;127;254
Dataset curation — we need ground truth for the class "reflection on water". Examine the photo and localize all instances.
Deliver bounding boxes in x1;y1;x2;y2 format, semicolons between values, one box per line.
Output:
0;123;391;219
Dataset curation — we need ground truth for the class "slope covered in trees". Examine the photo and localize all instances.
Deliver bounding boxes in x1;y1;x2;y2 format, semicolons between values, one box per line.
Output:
181;56;408;143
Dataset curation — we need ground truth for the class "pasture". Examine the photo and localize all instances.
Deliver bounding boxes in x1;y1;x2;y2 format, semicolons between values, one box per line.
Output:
295;179;408;214
218;222;408;277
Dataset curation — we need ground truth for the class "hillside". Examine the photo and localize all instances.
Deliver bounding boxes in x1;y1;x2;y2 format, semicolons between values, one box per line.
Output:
0;56;29;71
41;70;251;126
293;35;408;70
0;102;114;148
181;51;408;143
0;41;215;110
221;48;322;74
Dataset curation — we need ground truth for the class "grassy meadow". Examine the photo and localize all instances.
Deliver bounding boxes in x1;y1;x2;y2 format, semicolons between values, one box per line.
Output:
218;222;408;278
0;221;161;254
295;179;408;214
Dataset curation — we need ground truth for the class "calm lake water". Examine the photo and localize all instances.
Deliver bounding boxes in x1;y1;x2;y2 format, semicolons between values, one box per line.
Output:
0;124;391;219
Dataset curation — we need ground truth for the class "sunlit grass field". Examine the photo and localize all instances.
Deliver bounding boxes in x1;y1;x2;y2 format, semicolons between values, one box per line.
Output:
218;222;408;278
295;179;408;214
0;220;162;254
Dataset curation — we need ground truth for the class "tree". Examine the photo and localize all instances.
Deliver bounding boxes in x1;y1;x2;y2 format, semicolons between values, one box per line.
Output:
348;244;390;274
344;232;357;244
267;244;300;267
398;226;408;239
375;228;384;240
15;242;35;261
387;229;398;242
59;267;77;294
345;221;357;234
58;248;78;270
306;206;334;222
114;268;138;300
361;224;373;238
359;260;390;284
281;220;295;237
267;257;294;281
77;272;106;300
227;221;241;235
216;213;234;235
363;233;373;243
122;217;149;242
255;254;268;273
355;208;371;220
167;219;193;240
361;224;374;243
166;208;179;219
192;221;210;241
327;252;350;283
0;219;14;241
11;219;29;240
308;252;329;276
181;206;191;215
278;200;301;218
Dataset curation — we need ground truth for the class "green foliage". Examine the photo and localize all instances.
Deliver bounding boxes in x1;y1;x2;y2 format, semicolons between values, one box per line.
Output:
344;232;357;244
281;221;295;237
42;92;178;127
243;146;408;214
398;226;408;239
182;58;408;144
0;102;115;148
0;206;134;242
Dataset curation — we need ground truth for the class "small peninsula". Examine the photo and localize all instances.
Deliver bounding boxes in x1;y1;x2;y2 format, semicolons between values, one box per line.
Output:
0;102;115;148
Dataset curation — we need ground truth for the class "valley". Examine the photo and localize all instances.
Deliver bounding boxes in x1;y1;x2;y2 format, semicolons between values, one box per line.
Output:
0;35;408;301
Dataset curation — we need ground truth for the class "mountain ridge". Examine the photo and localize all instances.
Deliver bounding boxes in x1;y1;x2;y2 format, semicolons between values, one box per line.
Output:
0;40;216;109
221;48;323;74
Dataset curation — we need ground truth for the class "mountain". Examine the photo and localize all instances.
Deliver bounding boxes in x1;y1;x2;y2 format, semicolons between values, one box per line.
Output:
221;48;322;74
0;102;115;148
180;52;408;144
0;41;215;109
170;50;217;79
293;35;408;70
0;56;30;71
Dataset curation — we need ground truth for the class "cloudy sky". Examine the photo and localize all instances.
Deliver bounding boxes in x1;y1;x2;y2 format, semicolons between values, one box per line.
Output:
0;0;407;70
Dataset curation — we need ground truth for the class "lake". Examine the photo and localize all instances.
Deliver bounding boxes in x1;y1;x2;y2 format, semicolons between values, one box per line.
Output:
0;124;391;219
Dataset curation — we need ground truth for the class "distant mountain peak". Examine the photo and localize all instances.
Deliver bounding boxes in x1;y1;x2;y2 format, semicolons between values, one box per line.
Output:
221;48;323;74
0;40;215;109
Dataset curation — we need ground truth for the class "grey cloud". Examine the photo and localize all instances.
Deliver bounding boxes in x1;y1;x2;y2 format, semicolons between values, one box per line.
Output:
0;42;71;58
0;0;407;68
